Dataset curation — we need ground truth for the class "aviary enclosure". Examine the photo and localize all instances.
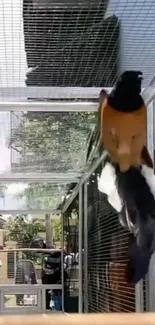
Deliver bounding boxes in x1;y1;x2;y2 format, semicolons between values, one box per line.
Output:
0;0;155;315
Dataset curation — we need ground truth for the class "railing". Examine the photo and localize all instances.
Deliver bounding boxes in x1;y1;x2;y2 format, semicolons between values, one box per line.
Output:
0;313;154;325
0;247;81;313
0;284;62;314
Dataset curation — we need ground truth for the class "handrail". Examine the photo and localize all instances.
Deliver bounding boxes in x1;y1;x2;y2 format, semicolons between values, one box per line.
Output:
0;313;154;325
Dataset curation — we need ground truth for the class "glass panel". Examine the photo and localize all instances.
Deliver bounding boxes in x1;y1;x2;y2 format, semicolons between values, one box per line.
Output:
0;111;96;176
4;293;38;308
0;181;69;210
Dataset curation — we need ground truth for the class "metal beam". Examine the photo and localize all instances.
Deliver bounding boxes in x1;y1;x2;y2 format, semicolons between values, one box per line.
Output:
0;209;61;215
0;86;147;101
0;87;113;112
0;172;80;183
0;84;153;112
0;86;106;100
62;151;107;213
1;248;61;252
0;284;62;289
0;100;98;112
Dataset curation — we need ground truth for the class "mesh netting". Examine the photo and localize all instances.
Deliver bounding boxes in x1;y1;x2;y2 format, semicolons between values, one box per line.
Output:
24;1;118;88
1;0;154;314
0;0;155;100
87;164;136;312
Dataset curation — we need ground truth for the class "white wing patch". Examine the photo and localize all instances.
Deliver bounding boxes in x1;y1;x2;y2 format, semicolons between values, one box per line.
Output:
97;162;123;212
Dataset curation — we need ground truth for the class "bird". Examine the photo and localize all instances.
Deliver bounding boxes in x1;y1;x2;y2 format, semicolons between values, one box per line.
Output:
97;70;155;284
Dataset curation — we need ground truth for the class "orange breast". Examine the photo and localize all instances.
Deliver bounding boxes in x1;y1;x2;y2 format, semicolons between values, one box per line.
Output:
100;99;147;171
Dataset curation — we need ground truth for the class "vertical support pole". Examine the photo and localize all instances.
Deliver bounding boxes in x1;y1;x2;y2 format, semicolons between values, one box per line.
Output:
146;254;155;311
78;185;83;313
83;181;88;312
45;214;53;248
0;287;4;312
145;100;155;311
14;251;17;280
135;280;144;312
61;213;64;312
147;101;154;162
41;288;46;313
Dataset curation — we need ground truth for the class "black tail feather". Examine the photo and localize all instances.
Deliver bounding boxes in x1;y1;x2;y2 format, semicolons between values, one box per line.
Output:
116;166;155;250
126;237;152;284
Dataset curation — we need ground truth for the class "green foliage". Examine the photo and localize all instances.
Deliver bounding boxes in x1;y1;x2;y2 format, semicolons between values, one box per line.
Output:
5;215;45;247
12;112;97;210
53;219;61;242
12;112;97;173
16;183;66;210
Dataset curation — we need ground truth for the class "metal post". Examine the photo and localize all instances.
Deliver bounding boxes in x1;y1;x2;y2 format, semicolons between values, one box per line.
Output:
61;213;64;312
78;185;83;313
41;288;46;313
14;251;17;280
45;214;53;248
0;287;4;312
135;280;144;312
83;182;88;312
146;254;155;311
145;100;155;311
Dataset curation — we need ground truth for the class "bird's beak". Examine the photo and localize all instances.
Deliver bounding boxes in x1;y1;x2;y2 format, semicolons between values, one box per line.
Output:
118;142;130;156
117;142;131;172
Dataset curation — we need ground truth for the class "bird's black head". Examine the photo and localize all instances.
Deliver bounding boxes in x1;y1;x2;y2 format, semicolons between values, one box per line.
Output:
108;70;144;112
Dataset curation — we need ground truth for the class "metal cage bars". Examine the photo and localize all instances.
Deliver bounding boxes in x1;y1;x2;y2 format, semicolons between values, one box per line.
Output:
0;77;155;311
61;153;107;313
61;99;155;314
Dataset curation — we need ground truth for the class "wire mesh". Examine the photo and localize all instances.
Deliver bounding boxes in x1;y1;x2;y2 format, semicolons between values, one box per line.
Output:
0;0;155;102
0;0;154;313
24;1;118;88
86;164;136;313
